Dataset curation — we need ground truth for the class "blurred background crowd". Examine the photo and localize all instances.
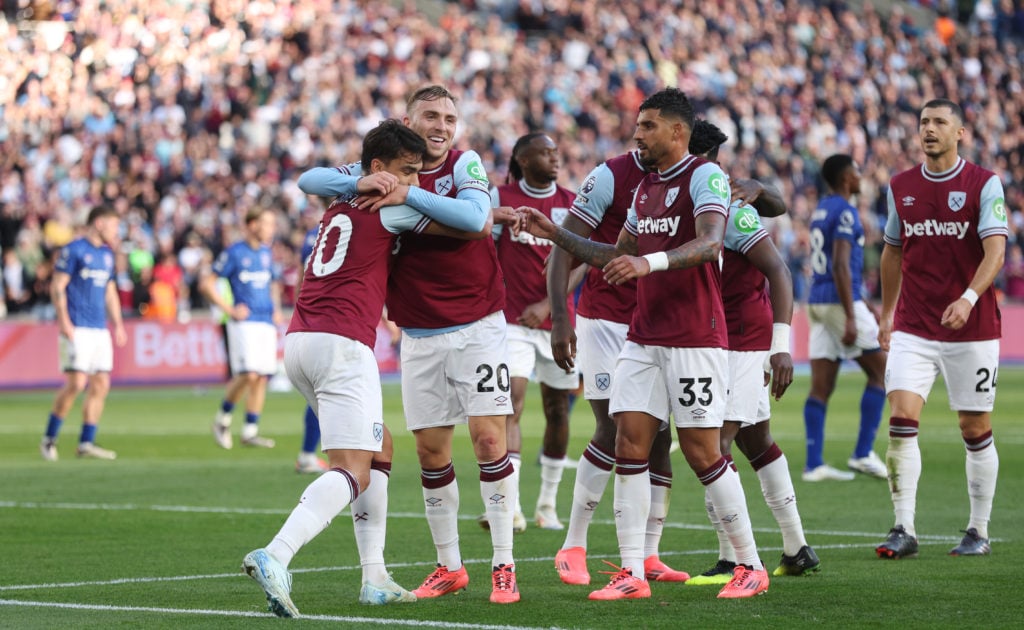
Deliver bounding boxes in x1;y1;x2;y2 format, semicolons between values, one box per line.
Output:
1;0;1023;323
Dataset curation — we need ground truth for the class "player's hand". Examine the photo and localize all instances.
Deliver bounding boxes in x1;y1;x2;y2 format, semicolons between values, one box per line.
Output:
550;315;577;371
231;303;251;321
730;178;764;206
941;298;972;330
354;184;410;212
766;352;793;400
603;255;650;285
841;317;857;346
492;206;519;226
113;325;128;347
59;323;75;340
516;206;557;239
877;317;893;351
272;310;284;326
517;300;550;329
356;172;399;196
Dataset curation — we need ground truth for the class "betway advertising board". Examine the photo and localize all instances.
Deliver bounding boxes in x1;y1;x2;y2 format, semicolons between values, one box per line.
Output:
0;318;400;389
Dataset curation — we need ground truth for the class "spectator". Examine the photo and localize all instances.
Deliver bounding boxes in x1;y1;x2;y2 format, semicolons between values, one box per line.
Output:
0;0;1019;318
1002;242;1024;301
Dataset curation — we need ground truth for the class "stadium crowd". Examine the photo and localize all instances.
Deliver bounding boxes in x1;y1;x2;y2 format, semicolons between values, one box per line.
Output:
1;0;1023;321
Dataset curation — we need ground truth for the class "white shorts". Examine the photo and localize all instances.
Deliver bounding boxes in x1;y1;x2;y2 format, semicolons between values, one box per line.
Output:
885;331;1000;412
610;341;727;429
284;332;384;452
401;311;512;430
807;301;881;361
507;324;578;389
226;320;278;376
725;350;771;425
577;316;629;400
59;327;113;374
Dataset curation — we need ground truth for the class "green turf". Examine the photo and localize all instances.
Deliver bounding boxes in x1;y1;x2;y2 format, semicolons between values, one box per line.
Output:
2;369;1023;628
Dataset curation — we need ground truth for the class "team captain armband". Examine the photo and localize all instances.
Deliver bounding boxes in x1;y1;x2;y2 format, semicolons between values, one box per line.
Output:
642;251;669;272
961;288;979;307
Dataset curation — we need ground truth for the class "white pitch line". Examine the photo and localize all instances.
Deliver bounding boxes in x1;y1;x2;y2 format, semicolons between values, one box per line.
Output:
0;542;960;594
0;599;567;629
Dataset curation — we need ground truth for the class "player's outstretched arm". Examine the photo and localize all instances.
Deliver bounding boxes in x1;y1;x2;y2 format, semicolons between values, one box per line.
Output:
402;186;490;232
520;207;622;269
423;209;494;241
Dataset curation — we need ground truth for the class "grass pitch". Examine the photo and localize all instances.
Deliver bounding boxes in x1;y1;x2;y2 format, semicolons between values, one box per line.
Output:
2;369;1023;628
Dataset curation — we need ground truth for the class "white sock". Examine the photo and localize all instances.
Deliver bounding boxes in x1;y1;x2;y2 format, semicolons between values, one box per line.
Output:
351;467;389;584
480;453;517;567
755;452;807;556
704;487;736;563
422;463;462;570
887;434;921;537
644;471;671;559
562;442;614;550
704;464;762;570
266;468;357;568
241;423;258;440
965;434;998;539
537;454;566;511
613;460;651;579
509;452;523;514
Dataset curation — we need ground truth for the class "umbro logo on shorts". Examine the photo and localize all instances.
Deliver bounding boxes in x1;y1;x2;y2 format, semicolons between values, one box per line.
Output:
595;373;610;391
495;395;509;405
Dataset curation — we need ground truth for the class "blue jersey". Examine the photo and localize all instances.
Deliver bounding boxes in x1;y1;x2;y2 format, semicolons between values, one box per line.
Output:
301;226;319;266
55;237;115;329
808;194;865;304
212;241;280;323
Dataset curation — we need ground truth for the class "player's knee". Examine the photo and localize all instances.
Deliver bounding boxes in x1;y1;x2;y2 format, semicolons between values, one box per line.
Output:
735;427;771;460
958;412;990;438
415;443;447;466
472;433;504;461
614;431;650;460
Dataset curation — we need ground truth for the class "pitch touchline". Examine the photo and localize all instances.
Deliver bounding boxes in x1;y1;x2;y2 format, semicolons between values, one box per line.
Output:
0;599;565;629
0;500;962;542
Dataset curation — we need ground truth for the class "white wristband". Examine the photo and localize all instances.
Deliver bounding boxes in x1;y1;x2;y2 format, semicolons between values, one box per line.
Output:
961;288;979;307
770;323;791;355
642;251;669;272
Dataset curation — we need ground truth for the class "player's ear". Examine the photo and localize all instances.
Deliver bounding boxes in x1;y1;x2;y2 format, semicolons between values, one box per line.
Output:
369;158;385;174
